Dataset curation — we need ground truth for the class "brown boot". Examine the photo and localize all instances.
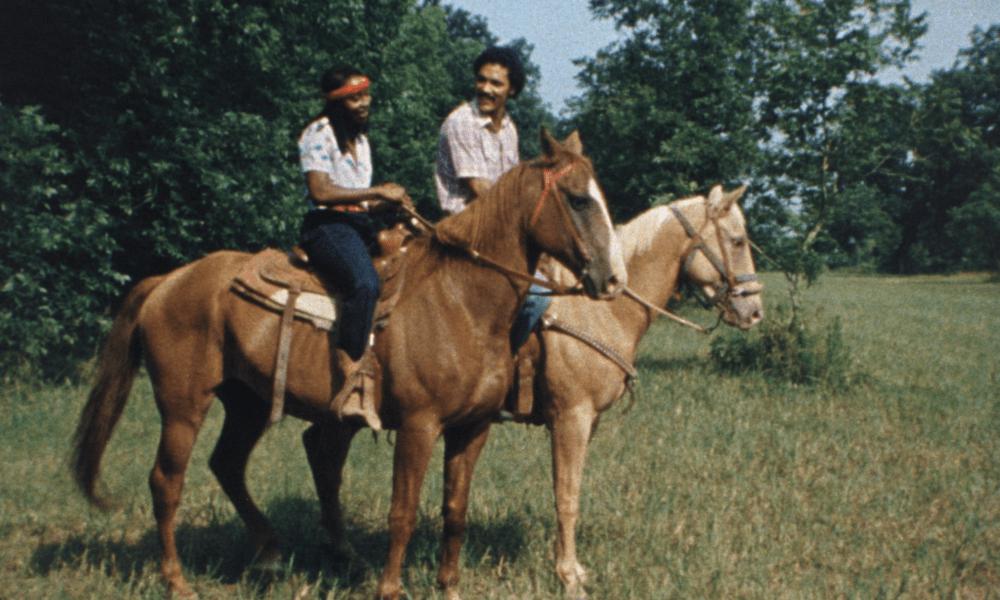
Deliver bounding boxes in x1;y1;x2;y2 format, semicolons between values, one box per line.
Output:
332;348;382;431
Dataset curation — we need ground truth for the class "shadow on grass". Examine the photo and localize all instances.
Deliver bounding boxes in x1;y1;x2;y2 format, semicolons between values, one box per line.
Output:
28;494;533;596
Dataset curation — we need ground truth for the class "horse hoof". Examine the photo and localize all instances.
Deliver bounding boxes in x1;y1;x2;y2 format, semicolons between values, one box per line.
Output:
170;586;200;600
250;549;284;574
323;544;369;580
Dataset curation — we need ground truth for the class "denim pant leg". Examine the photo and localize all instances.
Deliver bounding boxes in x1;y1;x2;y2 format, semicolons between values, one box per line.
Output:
510;283;552;354
301;220;381;361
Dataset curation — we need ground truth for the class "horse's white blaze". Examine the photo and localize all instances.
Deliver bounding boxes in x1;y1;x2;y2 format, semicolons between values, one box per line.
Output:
588;177;627;281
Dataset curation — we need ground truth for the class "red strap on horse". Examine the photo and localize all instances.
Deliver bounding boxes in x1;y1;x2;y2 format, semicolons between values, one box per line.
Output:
529;163;578;227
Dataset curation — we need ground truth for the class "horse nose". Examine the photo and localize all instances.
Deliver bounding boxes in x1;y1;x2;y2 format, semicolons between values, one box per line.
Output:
599;273;625;300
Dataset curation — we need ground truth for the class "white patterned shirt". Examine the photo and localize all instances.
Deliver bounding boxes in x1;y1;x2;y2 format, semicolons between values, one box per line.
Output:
298;117;372;210
435;102;519;215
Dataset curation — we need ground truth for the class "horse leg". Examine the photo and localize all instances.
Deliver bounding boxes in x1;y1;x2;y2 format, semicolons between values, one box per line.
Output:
550;406;598;600
207;380;280;568
437;422;491;600
301;421;363;565
376;424;440;600
149;404;212;599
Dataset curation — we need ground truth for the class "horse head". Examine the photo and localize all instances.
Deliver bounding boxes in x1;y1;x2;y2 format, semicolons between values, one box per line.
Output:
526;127;627;300
679;185;763;330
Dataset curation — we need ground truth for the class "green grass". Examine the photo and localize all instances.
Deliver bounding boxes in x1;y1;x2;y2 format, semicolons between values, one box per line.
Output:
2;272;999;599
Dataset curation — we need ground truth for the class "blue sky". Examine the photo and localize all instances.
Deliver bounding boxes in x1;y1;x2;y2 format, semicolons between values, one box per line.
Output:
445;0;1000;112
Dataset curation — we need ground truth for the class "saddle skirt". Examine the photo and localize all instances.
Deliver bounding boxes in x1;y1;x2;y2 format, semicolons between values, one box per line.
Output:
231;247;407;332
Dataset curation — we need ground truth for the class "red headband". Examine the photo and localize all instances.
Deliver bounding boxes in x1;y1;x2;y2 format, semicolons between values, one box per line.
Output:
321;76;370;101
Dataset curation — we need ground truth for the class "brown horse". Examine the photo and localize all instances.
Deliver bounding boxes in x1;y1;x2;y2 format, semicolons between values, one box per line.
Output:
518;185;762;598
72;130;627;600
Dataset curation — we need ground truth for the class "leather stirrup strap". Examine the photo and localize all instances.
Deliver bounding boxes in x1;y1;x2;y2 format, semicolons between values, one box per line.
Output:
271;284;301;424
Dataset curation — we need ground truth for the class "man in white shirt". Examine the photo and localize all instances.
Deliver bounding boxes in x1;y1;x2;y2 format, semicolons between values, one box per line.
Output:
435;46;524;215
434;47;548;419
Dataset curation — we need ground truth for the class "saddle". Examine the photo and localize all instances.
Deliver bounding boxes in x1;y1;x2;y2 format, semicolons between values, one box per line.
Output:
230;224;413;426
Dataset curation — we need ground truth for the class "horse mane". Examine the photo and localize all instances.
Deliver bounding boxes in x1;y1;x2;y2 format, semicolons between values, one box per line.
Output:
618;195;707;258
432;147;584;253
543;195;705;288
433;161;534;253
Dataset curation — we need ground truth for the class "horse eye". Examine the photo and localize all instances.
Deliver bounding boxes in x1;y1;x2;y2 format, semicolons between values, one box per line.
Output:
568;194;590;211
732;236;745;248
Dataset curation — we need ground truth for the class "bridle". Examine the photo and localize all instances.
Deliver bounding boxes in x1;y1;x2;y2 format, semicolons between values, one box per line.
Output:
668;202;760;309
529;162;593;264
623;198;760;334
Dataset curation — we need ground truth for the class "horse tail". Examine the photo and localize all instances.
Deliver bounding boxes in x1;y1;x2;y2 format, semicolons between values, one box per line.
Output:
71;274;166;509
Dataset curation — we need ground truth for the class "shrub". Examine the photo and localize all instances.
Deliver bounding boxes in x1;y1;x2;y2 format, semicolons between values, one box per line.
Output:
0;106;128;378
709;303;857;387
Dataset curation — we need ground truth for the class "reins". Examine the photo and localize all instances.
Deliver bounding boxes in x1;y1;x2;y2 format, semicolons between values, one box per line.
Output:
397;164;591;297
622;286;717;334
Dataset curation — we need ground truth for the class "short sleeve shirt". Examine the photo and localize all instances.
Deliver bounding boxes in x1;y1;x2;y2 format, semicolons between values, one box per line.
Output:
434;102;519;215
298;117;372;210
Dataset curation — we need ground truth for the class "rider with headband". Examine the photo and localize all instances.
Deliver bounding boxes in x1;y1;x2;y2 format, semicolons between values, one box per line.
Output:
298;65;411;427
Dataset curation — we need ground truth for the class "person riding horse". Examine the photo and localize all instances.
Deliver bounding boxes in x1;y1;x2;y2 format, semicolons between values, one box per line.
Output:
434;47;551;416
297;65;412;428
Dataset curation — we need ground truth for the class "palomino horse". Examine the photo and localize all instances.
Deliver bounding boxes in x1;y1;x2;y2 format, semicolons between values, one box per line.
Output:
518;185;762;598
72;130;627;600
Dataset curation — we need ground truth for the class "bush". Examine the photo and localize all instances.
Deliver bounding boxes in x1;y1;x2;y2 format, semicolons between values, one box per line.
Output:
0;106;127;377
709;304;858;387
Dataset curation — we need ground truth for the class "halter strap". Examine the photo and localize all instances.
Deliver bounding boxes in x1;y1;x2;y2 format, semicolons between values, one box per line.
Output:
623;197;760;334
529;163;578;228
669;204;759;290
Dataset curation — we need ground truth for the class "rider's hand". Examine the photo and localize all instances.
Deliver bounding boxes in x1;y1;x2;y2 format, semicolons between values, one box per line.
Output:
377;183;409;204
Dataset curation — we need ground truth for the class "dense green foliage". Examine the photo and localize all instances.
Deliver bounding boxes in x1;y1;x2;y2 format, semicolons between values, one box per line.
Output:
568;0;763;220
0;106;124;372
1;0;998;374
568;2;999;277
2;273;998;598
0;0;550;375
565;0;998;335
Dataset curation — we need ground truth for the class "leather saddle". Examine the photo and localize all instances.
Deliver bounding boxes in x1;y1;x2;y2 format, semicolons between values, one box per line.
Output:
231;222;413;332
229;222;416;425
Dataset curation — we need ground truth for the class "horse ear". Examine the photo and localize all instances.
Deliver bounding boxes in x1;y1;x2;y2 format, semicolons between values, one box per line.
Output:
540;125;561;158
726;184;748;206
563;131;583;155
707;185;725;217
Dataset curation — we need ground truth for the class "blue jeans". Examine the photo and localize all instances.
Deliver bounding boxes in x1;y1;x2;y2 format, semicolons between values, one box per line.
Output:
510;283;552;354
301;211;380;361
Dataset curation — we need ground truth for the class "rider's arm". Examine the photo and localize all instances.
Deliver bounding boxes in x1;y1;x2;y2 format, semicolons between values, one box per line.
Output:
305;171;409;208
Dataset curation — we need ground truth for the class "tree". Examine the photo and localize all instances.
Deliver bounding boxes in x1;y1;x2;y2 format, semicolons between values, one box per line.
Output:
745;0;925;317
0;106;123;373
0;0;556;374
567;0;765;220
883;25;1000;273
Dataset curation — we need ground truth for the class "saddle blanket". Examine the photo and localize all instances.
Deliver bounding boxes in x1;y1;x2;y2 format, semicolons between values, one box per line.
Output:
232;249;341;331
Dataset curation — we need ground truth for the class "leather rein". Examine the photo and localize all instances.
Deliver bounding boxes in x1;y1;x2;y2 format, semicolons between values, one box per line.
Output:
400;162;592;296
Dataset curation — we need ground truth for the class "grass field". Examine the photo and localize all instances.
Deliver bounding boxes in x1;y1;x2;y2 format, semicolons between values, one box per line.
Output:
1;272;998;599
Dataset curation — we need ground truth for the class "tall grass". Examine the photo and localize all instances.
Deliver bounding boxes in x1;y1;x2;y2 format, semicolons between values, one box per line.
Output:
1;272;998;599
